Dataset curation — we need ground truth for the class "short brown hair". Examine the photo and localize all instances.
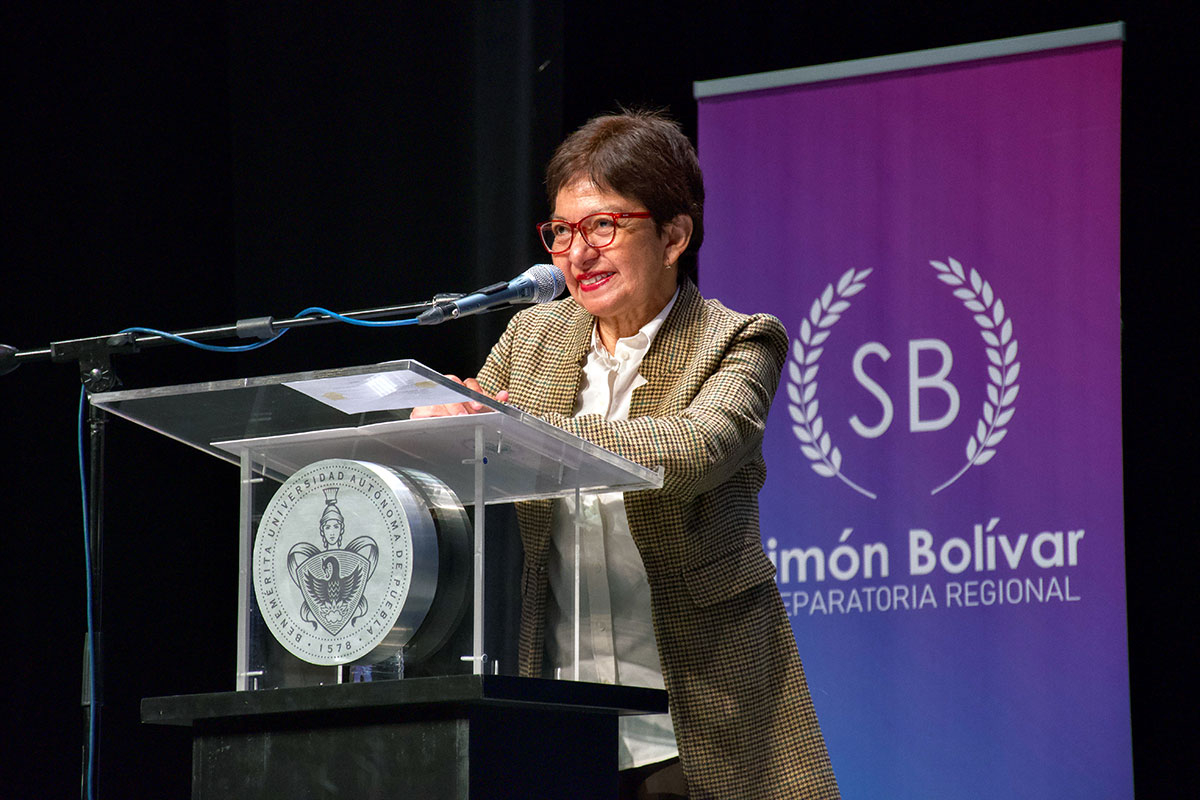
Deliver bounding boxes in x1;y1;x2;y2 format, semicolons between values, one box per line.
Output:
545;109;704;285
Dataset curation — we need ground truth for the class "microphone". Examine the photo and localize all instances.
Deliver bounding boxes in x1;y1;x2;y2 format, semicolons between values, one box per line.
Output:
417;264;566;325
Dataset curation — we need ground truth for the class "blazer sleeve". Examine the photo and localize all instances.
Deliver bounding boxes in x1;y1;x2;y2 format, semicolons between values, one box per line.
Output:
474;316;513;398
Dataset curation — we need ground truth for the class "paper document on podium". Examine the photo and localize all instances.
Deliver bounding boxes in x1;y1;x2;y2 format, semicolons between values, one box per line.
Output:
284;369;467;413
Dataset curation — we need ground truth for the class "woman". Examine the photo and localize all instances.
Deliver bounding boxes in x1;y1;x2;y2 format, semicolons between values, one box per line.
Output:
416;110;838;800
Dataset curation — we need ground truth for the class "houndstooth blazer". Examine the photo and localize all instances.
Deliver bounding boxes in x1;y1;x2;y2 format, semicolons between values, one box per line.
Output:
476;279;839;799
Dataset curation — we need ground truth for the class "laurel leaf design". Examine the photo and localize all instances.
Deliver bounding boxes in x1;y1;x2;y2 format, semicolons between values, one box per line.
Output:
837;269;855;294
930;258;1021;495
787;267;877;500
789;405;807;427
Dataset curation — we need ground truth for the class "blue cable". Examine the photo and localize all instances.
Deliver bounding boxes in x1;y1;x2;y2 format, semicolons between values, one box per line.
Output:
118;308;419;356
78;387;96;800
119;327;285;352
294;308;420;327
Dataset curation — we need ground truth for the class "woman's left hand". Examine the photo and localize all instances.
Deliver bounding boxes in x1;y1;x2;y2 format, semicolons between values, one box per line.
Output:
410;375;509;418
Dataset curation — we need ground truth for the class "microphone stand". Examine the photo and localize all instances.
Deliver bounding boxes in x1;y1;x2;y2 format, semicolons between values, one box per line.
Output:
1;296;460;388
0;294;455;800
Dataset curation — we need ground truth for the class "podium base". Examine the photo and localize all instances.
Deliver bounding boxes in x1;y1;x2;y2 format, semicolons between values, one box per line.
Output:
142;674;668;800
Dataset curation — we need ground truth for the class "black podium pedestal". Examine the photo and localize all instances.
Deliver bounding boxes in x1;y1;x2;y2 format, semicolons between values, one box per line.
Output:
142;675;668;800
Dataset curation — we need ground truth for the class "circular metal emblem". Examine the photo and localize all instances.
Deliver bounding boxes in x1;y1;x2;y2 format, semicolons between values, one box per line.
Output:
252;459;440;666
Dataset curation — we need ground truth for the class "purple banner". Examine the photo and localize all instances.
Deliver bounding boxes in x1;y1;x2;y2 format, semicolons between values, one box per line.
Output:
698;41;1128;798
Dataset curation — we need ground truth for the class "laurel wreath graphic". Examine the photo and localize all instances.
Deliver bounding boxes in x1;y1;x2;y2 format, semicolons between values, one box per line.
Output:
929;258;1020;495
786;267;878;500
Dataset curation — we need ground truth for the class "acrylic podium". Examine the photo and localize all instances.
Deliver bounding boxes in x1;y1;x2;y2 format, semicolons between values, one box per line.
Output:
90;360;668;800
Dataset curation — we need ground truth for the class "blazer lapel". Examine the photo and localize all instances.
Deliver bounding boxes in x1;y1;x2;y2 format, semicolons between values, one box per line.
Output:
538;300;592;416
630;280;702;418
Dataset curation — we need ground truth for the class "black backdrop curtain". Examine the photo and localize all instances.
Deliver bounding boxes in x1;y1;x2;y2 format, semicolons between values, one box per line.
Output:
1;2;1190;797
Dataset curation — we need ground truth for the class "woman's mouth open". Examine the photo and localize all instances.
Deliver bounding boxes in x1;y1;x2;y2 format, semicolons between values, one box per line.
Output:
578;272;614;291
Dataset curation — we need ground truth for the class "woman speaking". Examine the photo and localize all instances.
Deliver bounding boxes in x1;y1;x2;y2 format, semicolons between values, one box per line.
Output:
415;110;839;800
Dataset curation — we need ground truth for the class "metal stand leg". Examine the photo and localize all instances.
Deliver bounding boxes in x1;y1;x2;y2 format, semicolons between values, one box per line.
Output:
573;485;581;682
81;398;107;800
470;425;486;675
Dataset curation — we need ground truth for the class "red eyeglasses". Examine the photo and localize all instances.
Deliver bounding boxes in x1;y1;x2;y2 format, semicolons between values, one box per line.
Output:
536;212;653;255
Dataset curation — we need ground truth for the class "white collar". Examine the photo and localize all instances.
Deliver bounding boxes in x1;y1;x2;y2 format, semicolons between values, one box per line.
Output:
588;287;680;366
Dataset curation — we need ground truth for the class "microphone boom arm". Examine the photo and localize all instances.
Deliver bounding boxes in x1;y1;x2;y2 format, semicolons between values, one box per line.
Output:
1;296;446;388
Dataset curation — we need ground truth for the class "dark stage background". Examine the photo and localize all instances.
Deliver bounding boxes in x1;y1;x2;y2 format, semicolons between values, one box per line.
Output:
2;2;1192;797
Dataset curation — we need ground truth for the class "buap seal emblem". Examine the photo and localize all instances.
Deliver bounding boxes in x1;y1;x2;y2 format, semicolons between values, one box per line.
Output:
288;488;379;636
252;459;440;666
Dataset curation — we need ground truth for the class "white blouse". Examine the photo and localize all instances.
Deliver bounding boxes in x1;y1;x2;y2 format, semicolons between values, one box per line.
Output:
545;288;680;770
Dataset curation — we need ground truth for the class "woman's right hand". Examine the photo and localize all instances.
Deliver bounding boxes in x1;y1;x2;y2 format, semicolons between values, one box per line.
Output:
409;375;510;418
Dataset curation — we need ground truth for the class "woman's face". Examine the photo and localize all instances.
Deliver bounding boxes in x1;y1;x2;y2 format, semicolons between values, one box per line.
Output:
321;518;343;545
551;178;689;341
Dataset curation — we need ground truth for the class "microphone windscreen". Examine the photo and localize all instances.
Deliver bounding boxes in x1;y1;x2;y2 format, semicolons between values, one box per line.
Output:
526;264;566;303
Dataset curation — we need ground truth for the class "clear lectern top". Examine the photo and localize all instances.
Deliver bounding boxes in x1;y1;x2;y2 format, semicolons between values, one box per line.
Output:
90;359;662;504
90;361;663;689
